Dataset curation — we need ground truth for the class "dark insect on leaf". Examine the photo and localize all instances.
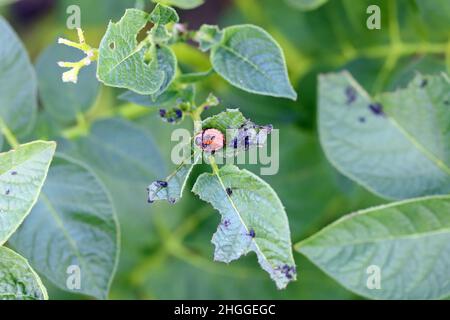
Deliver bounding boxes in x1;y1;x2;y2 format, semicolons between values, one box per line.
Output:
226;187;233;196
5;189;10;195
368;103;384;116
159;109;167;117
10;171;18;175
247;228;256;238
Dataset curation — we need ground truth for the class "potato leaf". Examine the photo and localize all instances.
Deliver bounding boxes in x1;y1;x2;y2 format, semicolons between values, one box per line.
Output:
148;149;201;204
10;155;119;300
285;0;328;11
0;246;47;300
193;165;296;289
152;0;204;10
319;71;450;200
296;195;450;299
0;141;56;245
97;9;176;95
210;25;297;100
0;16;37;136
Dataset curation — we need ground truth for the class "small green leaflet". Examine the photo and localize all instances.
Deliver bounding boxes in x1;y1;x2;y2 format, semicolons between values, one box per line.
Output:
152;0;204;10
0;16;37;136
193;165;296;289
0;247;48;300
10;155;119;300
285;0;329;11
97;9;177;95
195;25;223;52
209;25;297;100
149;4;179;44
0;141;56;245
296;195;450;299
148;149;201;204
319;71;450;200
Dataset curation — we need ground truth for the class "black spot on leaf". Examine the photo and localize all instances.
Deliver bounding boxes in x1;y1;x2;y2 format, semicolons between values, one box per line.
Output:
345;86;357;105
157;180;168;188
420;79;428;88
359;116;366;123
5;189;10;195
10;171;17;175
248;228;256;238
226;187;233;196
368;103;384;116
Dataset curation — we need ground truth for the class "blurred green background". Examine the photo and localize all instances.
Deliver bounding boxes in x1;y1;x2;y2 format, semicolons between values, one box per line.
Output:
1;0;448;299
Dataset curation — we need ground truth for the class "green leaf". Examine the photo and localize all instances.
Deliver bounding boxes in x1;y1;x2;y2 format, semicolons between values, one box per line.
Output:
195;25;223;52
0;141;56;245
295;195;450;300
415;0;450;31
0;246;47;300
319;71;450;200
67;118;166;183
0;16;37;136
148;150;201;204
285;0;328;11
152;0;204;10
10;155;119;300
149;3;179;44
210;25;297;100
120;84;194;109
97;9;176;95
36;42;100;123
192;165;296;289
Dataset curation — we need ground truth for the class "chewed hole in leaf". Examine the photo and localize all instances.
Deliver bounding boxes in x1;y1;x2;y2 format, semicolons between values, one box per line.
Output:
136;23;151;44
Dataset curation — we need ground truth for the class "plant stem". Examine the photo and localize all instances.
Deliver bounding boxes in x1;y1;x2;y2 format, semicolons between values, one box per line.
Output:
0;117;19;149
209;155;220;175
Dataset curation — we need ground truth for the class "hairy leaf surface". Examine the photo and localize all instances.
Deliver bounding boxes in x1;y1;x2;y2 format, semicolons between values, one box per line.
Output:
0;141;56;245
193;165;296;289
0;17;37;136
210;25;297;100
296;195;450;299
97;9;176;95
319;72;450;199
10;155;119;300
0;247;47;300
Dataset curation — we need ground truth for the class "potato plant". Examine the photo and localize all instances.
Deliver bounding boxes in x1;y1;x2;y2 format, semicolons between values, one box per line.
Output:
0;0;449;300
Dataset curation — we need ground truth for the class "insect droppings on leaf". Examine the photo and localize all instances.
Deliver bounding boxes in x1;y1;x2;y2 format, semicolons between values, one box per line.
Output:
345;86;357;105
226;187;233;196
368;103;384;116
222;219;231;228
157;180;168;188
279;264;296;280
420;79;428;88
10;171;17;175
